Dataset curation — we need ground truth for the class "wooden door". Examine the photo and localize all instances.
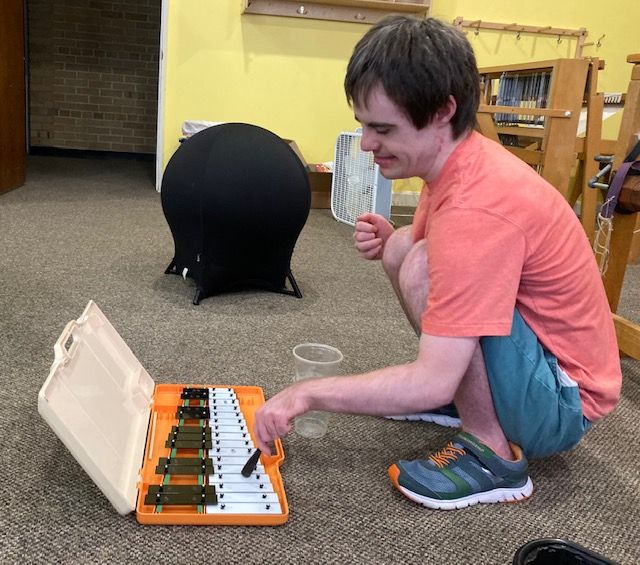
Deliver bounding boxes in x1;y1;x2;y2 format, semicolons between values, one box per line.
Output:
0;0;26;194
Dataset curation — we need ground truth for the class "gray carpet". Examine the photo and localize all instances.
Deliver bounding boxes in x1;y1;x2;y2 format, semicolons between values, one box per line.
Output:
1;155;638;564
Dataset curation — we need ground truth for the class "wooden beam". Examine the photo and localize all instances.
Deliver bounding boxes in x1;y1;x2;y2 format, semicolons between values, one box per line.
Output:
575;137;618;156
497;125;545;138
480;59;567;76
478;104;572;118
579;59;604;242
613;314;640;360
475;112;500;142
504;147;544;165
603;212;637;311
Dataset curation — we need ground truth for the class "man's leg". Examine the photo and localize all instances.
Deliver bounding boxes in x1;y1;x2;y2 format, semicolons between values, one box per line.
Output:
389;337;532;510
480;310;591;459
389;241;585;460
383;237;533;508
382;235;460;426
381;225;424;335
390;237;512;455
453;345;514;460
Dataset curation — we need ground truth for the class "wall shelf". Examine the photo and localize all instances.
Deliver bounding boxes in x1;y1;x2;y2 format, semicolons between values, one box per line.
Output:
243;0;430;25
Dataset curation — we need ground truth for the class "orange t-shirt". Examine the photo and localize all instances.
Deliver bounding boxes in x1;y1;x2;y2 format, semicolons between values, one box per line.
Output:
412;131;621;422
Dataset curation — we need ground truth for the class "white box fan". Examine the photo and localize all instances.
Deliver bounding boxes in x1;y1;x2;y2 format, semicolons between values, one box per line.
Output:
330;130;392;226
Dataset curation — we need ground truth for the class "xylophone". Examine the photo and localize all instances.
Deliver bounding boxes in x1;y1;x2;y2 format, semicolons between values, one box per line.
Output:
137;384;288;525
38;300;288;526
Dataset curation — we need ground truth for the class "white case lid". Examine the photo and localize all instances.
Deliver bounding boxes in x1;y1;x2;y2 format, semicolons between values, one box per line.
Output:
38;301;155;515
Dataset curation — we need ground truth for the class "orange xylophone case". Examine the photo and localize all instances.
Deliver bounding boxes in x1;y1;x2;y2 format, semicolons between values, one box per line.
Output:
38;301;289;526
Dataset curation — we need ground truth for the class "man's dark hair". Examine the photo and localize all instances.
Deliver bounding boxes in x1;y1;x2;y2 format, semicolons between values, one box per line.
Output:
344;16;480;139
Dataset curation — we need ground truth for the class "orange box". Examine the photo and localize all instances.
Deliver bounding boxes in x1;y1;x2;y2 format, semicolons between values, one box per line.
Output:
38;301;288;526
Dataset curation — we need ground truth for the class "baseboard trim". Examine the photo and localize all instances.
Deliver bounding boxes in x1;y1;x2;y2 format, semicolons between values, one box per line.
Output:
29;146;155;161
392;192;420;207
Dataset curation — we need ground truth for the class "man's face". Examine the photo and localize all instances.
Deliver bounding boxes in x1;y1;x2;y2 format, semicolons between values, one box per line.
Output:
353;85;448;182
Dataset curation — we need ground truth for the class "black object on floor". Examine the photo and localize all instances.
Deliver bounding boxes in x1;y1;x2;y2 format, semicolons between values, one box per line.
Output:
513;538;616;564
161;123;310;304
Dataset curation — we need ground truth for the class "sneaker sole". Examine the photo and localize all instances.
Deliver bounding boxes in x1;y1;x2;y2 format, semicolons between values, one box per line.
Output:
388;464;533;510
385;413;461;428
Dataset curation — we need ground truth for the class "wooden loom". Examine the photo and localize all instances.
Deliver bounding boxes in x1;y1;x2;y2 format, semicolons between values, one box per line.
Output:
476;56;640;359
599;54;640;359
476;58;593;202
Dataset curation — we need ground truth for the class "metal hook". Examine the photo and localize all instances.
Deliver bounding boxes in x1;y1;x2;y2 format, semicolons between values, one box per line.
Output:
596;34;605;48
557;34;562;44
516;31;521;40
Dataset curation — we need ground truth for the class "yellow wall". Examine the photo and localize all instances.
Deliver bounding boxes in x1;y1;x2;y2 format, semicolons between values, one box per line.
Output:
163;1;364;168
163;0;638;188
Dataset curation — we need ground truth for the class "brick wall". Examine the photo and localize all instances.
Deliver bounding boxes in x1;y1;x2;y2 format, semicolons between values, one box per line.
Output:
28;0;160;154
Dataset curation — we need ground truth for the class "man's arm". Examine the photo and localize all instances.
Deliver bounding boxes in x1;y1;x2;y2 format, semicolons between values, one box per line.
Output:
253;333;479;454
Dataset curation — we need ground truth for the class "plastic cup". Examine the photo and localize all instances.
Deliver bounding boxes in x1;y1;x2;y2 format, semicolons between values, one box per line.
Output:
292;343;343;439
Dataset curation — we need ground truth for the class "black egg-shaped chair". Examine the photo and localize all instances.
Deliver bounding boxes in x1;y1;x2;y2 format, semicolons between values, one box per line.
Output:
161;123;311;305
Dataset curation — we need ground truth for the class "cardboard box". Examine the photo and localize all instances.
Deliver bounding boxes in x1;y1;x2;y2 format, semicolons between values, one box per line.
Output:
283;139;332;210
283;139;307;167
307;165;332;209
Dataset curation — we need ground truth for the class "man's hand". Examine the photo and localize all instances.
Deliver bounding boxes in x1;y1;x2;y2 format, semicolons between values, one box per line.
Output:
252;382;310;455
353;213;395;260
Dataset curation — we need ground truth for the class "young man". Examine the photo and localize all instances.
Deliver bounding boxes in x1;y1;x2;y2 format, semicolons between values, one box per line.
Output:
253;16;622;509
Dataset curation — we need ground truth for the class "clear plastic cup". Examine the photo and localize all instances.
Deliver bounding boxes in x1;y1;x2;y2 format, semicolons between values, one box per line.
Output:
292;343;343;438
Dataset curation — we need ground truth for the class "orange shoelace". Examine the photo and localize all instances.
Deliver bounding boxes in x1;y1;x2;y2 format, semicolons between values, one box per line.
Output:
428;442;466;468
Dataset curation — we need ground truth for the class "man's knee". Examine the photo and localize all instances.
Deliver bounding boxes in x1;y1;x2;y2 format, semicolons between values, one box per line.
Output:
382;226;414;277
398;239;429;298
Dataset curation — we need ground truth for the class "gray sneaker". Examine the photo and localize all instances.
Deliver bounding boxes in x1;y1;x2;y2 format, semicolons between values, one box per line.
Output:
388;431;533;510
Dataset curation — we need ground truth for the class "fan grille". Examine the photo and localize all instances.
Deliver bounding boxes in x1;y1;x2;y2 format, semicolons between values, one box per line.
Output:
331;133;377;226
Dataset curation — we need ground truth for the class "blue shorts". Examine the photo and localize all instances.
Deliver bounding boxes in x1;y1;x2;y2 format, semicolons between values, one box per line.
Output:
480;310;592;459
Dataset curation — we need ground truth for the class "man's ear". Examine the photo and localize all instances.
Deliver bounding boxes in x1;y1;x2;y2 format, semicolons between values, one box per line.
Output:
433;95;457;127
